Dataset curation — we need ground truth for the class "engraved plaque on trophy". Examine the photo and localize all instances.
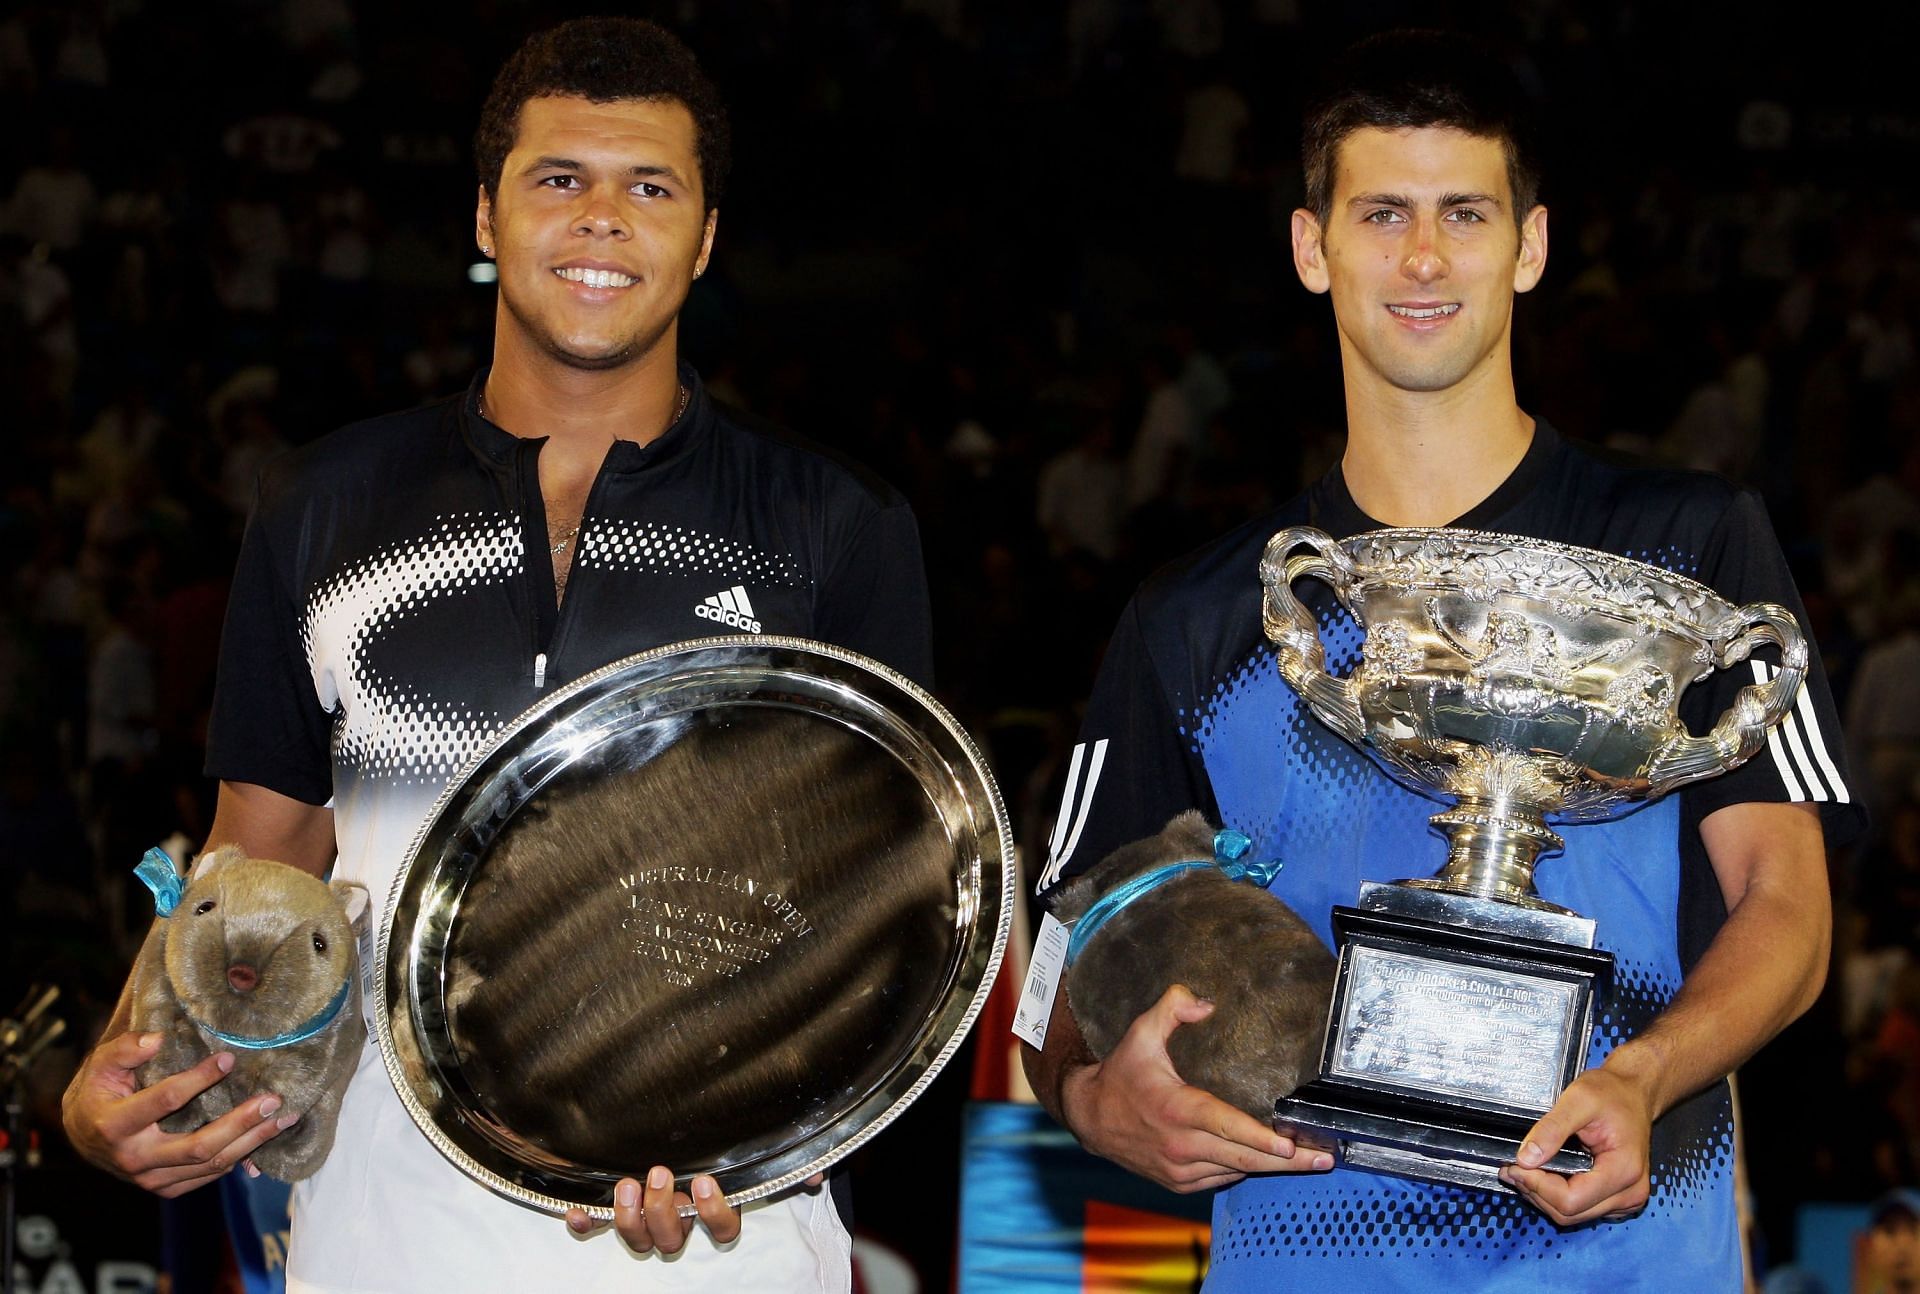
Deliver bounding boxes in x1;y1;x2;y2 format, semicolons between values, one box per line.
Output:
1258;527;1808;1191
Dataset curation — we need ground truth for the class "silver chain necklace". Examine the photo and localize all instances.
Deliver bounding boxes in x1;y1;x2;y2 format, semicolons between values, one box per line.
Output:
478;384;691;558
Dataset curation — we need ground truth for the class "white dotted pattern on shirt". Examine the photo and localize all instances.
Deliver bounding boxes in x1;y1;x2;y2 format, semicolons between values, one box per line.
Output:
301;511;523;784
575;518;808;588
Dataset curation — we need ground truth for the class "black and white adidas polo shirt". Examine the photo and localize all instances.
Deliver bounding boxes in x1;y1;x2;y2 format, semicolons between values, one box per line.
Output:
202;365;929;1289
207;361;932;892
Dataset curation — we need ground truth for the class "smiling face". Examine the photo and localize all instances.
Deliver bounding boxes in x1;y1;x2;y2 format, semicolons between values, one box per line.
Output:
1868;1213;1920;1294
1292;126;1546;400
476;95;716;373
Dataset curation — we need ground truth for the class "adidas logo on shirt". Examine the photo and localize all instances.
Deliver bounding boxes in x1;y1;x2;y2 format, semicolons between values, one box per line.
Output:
695;584;762;633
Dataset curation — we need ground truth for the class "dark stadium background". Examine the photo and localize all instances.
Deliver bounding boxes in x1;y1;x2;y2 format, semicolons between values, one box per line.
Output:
1;1;1914;1288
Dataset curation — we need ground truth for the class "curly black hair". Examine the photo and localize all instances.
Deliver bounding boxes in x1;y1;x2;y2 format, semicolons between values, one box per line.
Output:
475;17;731;211
1301;30;1541;228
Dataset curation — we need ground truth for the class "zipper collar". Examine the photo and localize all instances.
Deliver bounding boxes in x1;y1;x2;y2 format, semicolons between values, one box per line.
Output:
460;362;712;475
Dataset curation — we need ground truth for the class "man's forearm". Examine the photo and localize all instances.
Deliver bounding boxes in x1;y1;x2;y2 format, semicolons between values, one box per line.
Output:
1602;801;1828;1118
1020;977;1095;1132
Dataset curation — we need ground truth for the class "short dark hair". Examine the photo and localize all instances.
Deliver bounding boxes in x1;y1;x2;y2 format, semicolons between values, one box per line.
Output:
1872;1188;1920;1229
475;17;732;211
1301;30;1541;227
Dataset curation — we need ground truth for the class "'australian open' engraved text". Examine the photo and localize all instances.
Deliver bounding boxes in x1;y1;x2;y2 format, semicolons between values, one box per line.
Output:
619;868;814;988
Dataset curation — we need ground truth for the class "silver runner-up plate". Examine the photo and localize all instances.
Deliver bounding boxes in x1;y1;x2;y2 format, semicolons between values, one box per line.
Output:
374;636;1013;1220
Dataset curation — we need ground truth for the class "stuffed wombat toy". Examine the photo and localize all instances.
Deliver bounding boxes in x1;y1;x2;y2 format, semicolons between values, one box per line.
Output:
1049;810;1337;1121
129;845;367;1182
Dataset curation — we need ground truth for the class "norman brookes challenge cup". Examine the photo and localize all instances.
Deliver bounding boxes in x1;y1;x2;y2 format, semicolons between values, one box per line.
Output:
1257;527;1807;1191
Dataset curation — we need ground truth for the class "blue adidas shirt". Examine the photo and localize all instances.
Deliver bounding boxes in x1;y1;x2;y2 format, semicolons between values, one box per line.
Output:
1039;421;1861;1292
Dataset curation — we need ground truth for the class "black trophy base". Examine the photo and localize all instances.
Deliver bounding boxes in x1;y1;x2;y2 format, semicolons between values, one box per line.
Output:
1274;1080;1591;1194
1272;896;1615;1194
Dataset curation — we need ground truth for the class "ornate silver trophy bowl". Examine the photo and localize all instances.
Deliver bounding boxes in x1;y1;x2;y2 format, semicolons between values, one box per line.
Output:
374;637;1014;1220
1259;527;1806;1189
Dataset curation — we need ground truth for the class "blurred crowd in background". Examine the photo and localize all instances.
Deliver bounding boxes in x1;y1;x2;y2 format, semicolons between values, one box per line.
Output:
0;0;1916;1285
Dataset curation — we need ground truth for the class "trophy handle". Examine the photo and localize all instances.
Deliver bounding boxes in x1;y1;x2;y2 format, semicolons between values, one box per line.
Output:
1259;527;1365;743
1645;601;1809;796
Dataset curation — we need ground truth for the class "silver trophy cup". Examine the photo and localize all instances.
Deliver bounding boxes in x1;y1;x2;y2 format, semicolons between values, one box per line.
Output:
1258;527;1807;1190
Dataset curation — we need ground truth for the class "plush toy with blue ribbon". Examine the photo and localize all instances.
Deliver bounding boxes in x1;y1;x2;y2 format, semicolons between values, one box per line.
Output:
1044;811;1338;1122
129;845;370;1181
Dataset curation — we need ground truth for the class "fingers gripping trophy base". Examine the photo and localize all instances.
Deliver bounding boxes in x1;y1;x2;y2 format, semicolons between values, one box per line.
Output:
1050;811;1336;1122
1271;885;1612;1192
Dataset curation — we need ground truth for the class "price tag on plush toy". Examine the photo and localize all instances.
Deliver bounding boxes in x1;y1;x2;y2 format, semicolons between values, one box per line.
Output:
1011;912;1070;1049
